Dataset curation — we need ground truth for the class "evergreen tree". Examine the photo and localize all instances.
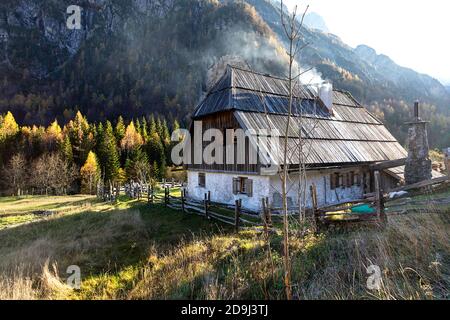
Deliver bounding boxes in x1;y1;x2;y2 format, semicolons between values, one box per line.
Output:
98;121;120;183
60;135;74;163
125;148;150;183
65;111;94;167
115;116;126;143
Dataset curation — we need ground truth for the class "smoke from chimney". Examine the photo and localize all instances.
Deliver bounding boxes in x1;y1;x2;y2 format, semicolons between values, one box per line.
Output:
319;82;333;114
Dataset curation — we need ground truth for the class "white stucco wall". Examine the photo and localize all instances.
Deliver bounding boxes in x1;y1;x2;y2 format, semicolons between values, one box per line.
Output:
186;171;270;212
187;168;365;212
268;168;364;209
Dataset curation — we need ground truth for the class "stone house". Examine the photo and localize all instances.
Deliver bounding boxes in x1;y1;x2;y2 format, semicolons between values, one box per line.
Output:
186;66;408;212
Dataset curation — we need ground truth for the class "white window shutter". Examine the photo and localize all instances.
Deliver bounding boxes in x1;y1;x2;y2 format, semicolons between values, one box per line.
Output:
232;178;239;195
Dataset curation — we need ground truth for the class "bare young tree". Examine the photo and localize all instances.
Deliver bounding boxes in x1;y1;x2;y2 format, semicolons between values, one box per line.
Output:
31;153;78;195
2;153;28;196
279;0;309;300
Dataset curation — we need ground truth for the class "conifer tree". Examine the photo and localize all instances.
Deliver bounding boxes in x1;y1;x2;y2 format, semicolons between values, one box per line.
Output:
99;121;120;183
115;116;126;142
60;135;74;163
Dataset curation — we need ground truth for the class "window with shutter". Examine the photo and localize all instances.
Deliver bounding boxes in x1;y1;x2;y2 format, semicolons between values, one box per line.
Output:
233;177;253;197
198;173;206;188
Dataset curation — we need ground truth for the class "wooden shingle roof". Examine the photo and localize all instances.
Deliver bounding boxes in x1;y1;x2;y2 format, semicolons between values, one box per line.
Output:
193;66;407;165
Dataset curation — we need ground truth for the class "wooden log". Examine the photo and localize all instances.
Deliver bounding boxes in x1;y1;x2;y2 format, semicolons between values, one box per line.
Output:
386;176;448;194
318;198;375;211
369;158;406;171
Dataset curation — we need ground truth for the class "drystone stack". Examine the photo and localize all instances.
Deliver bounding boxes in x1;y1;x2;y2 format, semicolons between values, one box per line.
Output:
444;148;450;176
405;102;432;184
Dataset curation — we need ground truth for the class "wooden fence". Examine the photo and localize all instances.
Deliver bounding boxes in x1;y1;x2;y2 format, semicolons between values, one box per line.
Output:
100;172;449;231
161;187;273;232
313;171;450;227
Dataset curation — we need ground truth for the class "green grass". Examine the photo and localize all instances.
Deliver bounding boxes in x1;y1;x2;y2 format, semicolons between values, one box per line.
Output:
0;191;448;300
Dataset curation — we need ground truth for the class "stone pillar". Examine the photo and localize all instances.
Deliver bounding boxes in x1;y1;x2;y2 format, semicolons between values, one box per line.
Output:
404;102;432;185
443;148;450;177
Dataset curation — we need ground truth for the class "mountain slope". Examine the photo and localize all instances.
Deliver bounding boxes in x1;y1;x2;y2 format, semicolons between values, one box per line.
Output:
0;0;449;147
0;0;287;125
247;0;450;110
244;0;450;147
303;12;329;33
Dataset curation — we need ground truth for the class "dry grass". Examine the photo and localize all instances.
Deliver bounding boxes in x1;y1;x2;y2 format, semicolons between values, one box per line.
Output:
0;195;448;300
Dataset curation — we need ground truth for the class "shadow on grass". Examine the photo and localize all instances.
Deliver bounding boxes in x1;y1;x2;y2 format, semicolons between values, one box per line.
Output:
0;199;227;283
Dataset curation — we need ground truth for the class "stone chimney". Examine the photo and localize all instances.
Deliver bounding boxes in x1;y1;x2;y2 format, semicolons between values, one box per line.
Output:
404;101;432;184
444;148;450;177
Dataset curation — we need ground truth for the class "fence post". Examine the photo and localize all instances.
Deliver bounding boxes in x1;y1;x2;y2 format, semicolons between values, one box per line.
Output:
265;197;272;227
150;184;154;204
310;184;319;230
164;187;168;206
374;171;386;223
261;198;268;235
204;193;209;219
181;189;185;213
208;191;211;203
235;199;241;233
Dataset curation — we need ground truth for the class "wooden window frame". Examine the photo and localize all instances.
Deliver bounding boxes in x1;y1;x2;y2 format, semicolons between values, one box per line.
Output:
347;172;354;188
233;177;253;197
354;172;361;186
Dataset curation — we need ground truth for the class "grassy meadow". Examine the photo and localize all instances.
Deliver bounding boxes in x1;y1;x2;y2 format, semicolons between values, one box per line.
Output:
0;192;448;300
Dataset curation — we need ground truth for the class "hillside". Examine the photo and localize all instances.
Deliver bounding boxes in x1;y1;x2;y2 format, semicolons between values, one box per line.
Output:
245;0;450;147
0;0;449;147
0;0;288;126
1;193;448;300
303;12;329;33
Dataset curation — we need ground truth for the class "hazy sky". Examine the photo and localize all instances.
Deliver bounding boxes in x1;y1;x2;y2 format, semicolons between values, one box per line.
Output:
283;0;450;85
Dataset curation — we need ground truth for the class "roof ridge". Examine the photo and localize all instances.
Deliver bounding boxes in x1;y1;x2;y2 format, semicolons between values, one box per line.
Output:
227;64;288;82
